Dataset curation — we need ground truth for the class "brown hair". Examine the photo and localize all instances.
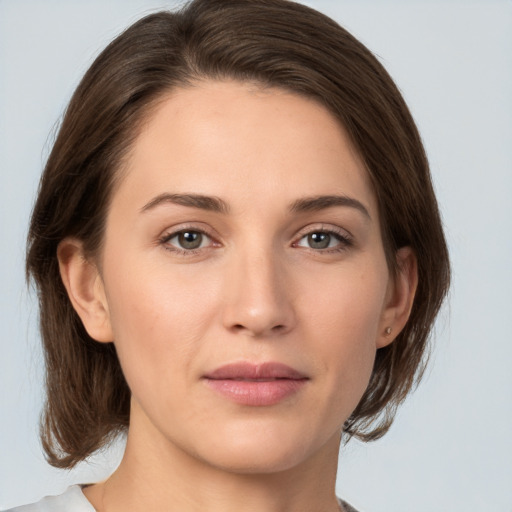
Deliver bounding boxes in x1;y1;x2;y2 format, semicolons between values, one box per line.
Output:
26;0;450;468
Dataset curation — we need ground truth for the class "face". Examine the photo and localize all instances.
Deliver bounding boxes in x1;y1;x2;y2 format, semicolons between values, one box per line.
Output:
79;80;403;473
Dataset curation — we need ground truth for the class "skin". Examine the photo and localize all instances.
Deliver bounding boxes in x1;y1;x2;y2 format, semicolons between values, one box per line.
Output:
59;80;417;512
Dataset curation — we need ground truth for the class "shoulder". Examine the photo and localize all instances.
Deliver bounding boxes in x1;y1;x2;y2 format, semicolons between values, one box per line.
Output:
339;498;361;512
3;485;95;512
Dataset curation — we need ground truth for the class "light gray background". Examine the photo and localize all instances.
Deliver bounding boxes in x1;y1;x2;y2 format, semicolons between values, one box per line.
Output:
1;1;511;510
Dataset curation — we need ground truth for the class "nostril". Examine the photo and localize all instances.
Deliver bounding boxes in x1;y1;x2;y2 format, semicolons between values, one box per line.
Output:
230;323;286;335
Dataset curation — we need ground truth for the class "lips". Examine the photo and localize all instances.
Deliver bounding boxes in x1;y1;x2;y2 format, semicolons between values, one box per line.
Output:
203;362;308;406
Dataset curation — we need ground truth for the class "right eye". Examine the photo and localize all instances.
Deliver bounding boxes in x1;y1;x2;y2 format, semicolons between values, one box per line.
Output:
160;229;214;253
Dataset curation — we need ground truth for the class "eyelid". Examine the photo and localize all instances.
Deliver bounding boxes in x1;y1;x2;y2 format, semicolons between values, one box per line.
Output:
294;223;353;241
292;223;354;251
158;223;221;254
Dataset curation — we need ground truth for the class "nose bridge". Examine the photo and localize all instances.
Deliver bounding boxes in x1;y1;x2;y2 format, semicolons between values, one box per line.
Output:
222;240;295;337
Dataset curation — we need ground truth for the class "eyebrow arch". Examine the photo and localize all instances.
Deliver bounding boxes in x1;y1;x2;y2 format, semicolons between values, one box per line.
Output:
140;193;230;214
289;195;371;219
140;192;369;219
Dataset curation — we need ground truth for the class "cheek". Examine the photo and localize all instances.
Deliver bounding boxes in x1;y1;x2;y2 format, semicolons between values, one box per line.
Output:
302;261;388;343
302;263;388;402
101;258;221;397
105;248;217;331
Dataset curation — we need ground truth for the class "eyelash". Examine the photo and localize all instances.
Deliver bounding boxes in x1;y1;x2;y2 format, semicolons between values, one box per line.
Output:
158;225;218;256
293;226;353;254
158;225;353;256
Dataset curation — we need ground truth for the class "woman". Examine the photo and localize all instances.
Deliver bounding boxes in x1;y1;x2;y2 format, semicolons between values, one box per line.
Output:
8;0;449;510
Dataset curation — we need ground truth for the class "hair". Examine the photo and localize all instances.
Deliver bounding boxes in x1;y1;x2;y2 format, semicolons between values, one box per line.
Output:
26;0;450;468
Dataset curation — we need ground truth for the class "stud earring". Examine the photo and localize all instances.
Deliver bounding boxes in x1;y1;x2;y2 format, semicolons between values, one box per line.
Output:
384;327;392;336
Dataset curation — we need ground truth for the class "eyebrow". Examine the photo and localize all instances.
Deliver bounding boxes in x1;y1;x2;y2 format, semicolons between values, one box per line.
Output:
140;192;370;220
289;195;371;219
140;193;230;214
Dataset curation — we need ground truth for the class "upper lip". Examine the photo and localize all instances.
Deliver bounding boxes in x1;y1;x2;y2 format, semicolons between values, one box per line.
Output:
204;362;308;381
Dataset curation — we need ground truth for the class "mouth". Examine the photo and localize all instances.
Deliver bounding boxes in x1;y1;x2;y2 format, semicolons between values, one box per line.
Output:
203;362;309;406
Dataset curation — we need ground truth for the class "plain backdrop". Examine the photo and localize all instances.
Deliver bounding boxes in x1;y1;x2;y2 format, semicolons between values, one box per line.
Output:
1;1;511;510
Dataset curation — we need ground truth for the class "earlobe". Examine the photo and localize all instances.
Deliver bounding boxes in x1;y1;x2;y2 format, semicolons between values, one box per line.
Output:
57;238;113;343
377;247;418;348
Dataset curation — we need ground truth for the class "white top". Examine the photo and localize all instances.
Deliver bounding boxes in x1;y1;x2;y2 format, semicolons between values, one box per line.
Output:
3;486;94;512
4;485;358;512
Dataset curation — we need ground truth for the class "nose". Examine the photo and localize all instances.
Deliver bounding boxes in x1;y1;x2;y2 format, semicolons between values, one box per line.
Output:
221;247;296;338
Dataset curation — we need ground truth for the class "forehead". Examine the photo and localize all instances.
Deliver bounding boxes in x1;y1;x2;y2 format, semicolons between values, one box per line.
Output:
115;80;377;217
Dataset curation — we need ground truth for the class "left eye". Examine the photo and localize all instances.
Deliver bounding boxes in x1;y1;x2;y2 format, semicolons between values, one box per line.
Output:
164;230;211;250
296;231;345;250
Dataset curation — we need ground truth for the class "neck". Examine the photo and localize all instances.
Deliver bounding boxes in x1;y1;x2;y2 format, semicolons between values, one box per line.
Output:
84;402;342;512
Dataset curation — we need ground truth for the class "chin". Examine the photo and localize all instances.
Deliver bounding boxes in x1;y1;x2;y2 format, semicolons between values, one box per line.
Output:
188;418;338;475
205;445;310;475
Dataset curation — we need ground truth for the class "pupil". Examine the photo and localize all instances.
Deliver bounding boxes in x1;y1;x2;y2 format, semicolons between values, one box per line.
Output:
178;231;202;249
308;232;330;249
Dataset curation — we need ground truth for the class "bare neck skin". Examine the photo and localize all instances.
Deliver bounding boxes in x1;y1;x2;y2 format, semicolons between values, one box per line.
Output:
83;398;342;512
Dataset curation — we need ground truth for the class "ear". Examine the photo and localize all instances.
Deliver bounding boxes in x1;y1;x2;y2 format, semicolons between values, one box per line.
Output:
57;238;113;343
377;246;418;348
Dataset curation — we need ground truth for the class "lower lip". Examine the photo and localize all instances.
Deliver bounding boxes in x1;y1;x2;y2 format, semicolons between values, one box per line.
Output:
204;378;307;406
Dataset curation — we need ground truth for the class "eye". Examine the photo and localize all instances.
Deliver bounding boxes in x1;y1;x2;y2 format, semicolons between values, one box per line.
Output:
295;229;352;251
161;229;212;252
